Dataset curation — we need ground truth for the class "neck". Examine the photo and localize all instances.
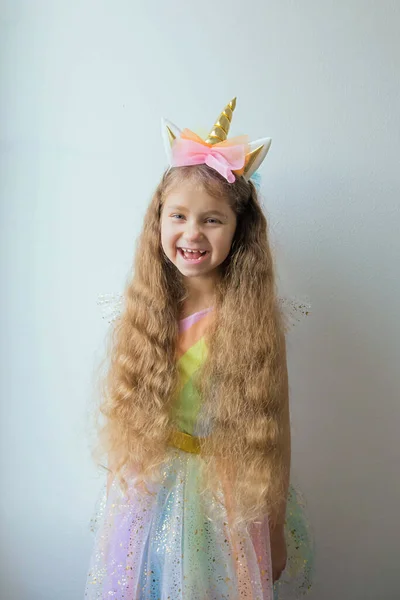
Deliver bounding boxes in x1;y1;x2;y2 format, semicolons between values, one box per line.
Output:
180;273;219;315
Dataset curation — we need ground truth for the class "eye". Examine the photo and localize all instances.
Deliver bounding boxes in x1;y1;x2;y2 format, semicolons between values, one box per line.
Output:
170;214;221;224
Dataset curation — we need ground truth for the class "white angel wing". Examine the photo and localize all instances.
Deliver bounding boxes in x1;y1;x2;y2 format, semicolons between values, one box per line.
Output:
278;295;312;333
97;292;311;331
97;293;124;324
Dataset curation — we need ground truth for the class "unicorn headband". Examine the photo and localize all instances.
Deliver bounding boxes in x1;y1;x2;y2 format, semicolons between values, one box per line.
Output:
161;97;272;184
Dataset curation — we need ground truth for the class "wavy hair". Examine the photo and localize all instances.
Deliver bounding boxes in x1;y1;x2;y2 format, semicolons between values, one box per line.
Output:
94;164;289;527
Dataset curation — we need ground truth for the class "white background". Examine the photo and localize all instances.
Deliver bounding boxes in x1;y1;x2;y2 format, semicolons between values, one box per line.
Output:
1;1;399;598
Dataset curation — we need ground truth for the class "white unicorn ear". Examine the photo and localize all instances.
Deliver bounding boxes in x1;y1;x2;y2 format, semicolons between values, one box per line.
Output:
242;137;272;181
161;118;182;164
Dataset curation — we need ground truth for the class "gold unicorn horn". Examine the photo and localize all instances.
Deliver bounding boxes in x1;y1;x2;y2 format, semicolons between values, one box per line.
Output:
205;97;237;145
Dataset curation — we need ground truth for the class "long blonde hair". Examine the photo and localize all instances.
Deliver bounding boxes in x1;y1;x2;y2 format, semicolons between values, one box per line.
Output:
95;164;288;526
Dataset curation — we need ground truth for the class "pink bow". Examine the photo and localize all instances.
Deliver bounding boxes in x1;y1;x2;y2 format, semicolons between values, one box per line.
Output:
171;129;248;183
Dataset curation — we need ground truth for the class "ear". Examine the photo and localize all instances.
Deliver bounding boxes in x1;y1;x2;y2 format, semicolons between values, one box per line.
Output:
161;118;182;164
242;137;272;181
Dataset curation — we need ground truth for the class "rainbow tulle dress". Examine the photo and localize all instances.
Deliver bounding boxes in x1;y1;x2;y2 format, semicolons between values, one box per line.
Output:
84;308;314;599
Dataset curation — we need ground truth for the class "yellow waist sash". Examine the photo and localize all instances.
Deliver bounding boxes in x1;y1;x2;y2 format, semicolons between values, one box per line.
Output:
169;430;202;454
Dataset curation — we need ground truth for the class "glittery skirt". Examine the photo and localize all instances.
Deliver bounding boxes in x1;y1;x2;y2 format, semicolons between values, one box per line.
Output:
84;448;314;600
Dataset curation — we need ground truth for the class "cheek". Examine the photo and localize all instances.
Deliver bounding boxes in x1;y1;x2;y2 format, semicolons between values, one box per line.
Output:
160;222;177;252
160;223;169;251
215;231;235;255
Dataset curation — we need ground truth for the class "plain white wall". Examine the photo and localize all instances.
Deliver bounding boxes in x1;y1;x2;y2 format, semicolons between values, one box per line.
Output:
1;1;399;598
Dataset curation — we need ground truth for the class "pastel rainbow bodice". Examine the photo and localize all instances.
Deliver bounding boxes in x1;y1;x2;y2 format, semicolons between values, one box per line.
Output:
171;307;213;436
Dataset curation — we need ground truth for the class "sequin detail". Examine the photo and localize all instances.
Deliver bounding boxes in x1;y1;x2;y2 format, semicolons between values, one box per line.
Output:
84;448;273;599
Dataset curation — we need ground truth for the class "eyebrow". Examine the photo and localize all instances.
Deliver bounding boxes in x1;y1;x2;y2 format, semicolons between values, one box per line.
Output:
167;205;229;219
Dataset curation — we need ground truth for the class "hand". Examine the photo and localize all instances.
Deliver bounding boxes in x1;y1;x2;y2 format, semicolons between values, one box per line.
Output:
270;524;287;583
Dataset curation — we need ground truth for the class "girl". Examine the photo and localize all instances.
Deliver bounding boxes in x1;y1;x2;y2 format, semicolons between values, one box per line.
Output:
85;98;313;599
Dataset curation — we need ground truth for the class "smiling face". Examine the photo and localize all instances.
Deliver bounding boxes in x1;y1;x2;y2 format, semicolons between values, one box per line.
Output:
160;179;237;286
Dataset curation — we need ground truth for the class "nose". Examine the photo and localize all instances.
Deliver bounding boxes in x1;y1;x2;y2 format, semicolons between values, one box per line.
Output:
184;220;204;241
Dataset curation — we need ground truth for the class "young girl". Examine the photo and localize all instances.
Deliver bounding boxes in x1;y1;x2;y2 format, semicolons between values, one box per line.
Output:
85;98;313;599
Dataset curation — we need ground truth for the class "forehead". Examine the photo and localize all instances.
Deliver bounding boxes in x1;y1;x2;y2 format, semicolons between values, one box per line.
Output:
163;180;231;213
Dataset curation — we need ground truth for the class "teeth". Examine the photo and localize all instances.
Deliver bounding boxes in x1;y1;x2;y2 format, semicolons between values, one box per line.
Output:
181;248;206;254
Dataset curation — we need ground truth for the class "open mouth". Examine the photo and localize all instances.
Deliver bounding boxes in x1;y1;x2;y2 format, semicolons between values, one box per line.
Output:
178;248;210;263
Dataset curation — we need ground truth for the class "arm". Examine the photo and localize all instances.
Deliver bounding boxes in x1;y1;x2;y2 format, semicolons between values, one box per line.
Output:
270;329;291;580
106;469;114;497
276;329;291;525
106;451;118;498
